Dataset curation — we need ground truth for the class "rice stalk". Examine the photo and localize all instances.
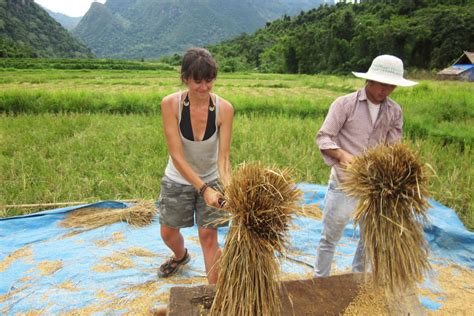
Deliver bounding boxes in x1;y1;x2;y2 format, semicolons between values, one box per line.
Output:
60;200;157;231
294;203;322;220
37;260;63;276
340;143;431;295
210;163;301;316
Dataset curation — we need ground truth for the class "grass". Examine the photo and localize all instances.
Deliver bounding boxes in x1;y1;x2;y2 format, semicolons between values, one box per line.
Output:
395;82;474;148
0;68;472;230
0;58;175;71
0;114;166;206
1;70;472;147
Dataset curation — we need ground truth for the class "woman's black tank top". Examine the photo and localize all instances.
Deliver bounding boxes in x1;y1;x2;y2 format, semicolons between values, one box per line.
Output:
179;94;216;141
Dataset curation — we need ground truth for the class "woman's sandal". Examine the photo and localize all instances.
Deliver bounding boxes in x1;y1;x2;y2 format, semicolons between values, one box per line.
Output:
158;248;191;278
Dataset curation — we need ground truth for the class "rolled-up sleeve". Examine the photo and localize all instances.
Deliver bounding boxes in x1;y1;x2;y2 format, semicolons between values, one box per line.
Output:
316;97;348;166
386;105;403;144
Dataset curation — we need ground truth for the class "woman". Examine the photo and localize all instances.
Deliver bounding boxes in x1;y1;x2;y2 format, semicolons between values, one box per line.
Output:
157;47;234;284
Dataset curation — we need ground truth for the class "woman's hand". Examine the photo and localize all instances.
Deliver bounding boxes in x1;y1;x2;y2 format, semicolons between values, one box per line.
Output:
203;187;225;208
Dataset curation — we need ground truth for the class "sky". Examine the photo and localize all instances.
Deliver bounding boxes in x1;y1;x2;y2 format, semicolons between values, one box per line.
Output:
34;0;106;17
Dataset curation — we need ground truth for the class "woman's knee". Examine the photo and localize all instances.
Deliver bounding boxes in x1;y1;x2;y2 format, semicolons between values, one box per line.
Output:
161;225;180;241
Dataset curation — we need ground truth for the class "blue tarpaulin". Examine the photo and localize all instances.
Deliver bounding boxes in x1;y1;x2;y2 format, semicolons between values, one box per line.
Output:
1;183;473;314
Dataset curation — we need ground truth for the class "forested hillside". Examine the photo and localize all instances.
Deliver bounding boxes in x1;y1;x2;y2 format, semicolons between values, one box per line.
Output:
45;9;82;31
0;0;92;58
72;0;327;59
207;0;474;73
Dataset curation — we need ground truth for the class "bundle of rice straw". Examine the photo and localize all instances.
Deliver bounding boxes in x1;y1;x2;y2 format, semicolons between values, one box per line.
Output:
340;143;431;295
210;163;301;316
60;200;157;231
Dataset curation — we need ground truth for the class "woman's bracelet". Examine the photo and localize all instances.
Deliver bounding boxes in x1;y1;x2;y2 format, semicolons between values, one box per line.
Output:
198;183;209;196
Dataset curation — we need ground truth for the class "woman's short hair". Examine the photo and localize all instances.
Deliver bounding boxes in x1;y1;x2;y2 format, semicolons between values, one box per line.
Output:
181;47;217;82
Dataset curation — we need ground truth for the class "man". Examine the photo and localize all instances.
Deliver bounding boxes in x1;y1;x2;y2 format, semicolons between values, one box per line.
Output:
314;55;418;277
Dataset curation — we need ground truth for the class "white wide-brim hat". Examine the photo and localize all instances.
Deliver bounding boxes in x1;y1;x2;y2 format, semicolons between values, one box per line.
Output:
352;55;418;87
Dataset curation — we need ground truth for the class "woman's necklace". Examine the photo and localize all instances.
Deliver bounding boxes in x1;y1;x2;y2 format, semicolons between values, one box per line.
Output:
184;93;215;111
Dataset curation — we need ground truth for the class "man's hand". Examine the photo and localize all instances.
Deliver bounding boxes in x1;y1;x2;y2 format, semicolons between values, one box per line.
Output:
337;150;354;165
323;148;354;165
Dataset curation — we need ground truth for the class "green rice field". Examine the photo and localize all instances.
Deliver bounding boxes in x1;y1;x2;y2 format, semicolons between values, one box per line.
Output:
0;67;472;230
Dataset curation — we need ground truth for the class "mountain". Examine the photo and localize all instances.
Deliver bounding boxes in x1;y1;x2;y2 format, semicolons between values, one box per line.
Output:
45;9;82;31
72;0;328;59
0;0;93;58
207;0;474;73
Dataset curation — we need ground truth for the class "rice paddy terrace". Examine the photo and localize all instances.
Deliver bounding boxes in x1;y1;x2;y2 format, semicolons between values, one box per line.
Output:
0;59;472;230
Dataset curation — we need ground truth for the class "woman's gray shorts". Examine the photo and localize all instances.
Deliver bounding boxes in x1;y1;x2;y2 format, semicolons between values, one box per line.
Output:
157;176;228;229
